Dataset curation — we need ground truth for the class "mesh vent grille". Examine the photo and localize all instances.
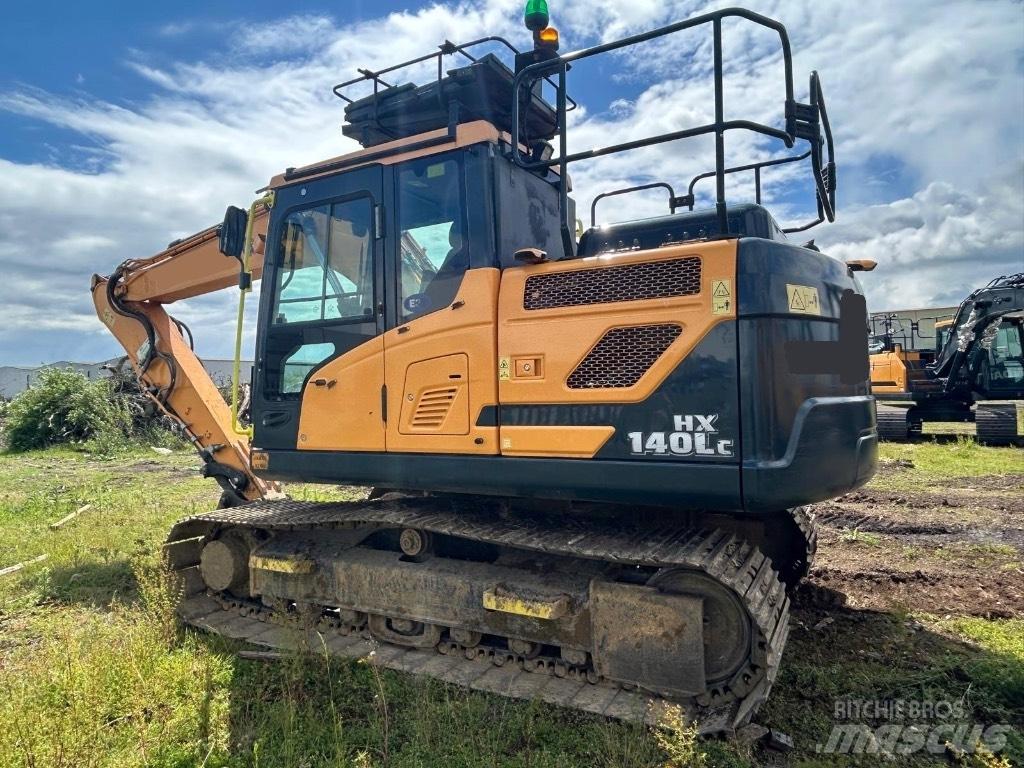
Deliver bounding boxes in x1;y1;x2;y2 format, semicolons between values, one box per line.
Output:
411;387;457;429
567;324;683;389
524;257;701;310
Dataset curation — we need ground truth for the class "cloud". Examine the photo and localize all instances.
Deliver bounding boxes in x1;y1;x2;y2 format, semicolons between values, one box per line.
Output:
0;0;1021;367
817;170;1024;309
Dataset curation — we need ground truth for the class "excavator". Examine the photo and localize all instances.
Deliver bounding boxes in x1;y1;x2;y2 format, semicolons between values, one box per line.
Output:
872;274;1024;443
91;4;876;731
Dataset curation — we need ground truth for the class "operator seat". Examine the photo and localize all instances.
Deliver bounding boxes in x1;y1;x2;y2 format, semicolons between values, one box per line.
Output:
422;222;469;313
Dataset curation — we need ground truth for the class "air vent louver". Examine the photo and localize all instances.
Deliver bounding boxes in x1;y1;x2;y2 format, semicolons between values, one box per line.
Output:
411;387;457;429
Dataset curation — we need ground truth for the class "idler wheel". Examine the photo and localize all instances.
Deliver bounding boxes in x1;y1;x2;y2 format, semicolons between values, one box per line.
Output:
199;530;251;595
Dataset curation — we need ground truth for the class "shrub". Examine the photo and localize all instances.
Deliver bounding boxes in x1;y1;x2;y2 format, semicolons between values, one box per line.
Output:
2;368;130;452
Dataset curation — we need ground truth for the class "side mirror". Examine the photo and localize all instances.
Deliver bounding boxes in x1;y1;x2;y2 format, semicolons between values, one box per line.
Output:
219;206;249;259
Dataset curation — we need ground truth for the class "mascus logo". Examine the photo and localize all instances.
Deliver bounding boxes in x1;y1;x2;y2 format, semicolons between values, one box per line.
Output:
627;414;735;457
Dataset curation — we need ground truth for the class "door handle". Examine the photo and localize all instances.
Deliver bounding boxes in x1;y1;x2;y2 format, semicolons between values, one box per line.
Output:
261;411;290;427
312;378;337;388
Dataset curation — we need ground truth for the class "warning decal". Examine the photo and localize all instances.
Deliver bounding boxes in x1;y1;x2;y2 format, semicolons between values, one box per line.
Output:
498;357;511;381
711;279;732;315
786;283;821;315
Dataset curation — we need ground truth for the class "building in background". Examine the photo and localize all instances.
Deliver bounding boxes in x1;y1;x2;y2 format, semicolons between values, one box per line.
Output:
0;359;252;399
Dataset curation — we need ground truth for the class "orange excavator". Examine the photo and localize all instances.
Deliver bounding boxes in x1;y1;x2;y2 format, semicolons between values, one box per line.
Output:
92;4;874;731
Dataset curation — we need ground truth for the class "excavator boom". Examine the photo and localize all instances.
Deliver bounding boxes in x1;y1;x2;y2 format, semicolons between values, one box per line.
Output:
90;209;272;504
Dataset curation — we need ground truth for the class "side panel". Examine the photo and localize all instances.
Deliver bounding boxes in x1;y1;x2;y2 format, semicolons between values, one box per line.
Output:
297;336;385;451
495;241;739;461
397;354;470;435
736;238;877;511
383;268;500;454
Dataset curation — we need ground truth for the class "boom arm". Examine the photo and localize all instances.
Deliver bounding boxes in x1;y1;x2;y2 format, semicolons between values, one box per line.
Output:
930;273;1024;394
90;209;273;505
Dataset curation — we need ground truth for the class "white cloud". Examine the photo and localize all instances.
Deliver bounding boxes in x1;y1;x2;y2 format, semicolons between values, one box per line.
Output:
817;171;1024;309
0;0;1020;367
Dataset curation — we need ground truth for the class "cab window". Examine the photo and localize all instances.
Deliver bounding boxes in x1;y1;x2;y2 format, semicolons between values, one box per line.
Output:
264;196;375;396
397;156;468;321
273;198;374;325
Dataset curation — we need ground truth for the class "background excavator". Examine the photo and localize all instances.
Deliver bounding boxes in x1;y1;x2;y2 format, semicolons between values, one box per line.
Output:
871;273;1024;443
91;3;876;732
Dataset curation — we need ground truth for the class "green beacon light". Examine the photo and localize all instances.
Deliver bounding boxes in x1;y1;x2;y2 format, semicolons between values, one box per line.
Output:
524;0;549;32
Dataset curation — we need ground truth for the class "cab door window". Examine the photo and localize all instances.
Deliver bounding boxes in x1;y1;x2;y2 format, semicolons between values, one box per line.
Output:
265;196;375;395
273;198;374;325
397;156;468;321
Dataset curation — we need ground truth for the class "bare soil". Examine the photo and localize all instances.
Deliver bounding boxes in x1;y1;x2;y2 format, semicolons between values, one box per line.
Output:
798;467;1024;619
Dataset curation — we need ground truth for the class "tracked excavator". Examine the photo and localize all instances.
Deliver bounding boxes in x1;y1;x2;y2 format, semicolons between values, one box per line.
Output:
91;5;876;731
872;274;1024;443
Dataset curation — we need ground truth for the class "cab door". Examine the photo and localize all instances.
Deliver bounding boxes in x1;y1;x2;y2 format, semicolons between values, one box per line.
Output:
253;165;386;452
381;151;499;455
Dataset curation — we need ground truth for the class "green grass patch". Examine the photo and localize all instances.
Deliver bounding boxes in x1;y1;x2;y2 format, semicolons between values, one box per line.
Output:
873;440;1024;493
2;446;1021;766
878;438;1023;478
837;527;884;546
0;446;750;767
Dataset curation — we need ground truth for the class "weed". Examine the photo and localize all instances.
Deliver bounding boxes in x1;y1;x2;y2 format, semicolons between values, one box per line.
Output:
132;554;183;648
838;527;884;546
651;705;707;768
950;740;1014;768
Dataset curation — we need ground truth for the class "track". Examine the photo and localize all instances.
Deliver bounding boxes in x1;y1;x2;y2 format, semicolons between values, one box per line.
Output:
975;403;1020;445
166;496;796;733
876;404;913;441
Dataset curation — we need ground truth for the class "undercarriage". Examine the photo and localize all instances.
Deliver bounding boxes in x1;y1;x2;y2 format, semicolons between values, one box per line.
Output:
166;496;814;732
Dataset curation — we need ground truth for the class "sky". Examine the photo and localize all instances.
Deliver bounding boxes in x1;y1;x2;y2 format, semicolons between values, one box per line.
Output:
0;0;1022;366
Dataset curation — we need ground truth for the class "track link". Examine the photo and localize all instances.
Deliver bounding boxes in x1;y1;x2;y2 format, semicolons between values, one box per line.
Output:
781;506;817;587
166;496;793;733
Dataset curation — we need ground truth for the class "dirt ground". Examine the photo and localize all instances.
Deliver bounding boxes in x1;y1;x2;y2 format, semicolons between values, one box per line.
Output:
797;458;1024;619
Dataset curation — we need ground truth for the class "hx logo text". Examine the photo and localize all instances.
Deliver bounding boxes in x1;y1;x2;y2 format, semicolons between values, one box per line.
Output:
627;414;734;457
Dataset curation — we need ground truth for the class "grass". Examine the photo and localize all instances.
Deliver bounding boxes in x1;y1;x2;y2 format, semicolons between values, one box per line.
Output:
837;528;884;546
0;446;708;768
1;442;1022;766
872;438;1024;493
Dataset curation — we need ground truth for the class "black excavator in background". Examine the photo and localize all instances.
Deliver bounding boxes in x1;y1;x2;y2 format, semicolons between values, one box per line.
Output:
873;273;1024;443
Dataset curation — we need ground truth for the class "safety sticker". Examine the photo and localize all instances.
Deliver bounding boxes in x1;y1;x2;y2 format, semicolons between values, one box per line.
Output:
498;357;511;381
711;279;732;315
786;283;821;315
